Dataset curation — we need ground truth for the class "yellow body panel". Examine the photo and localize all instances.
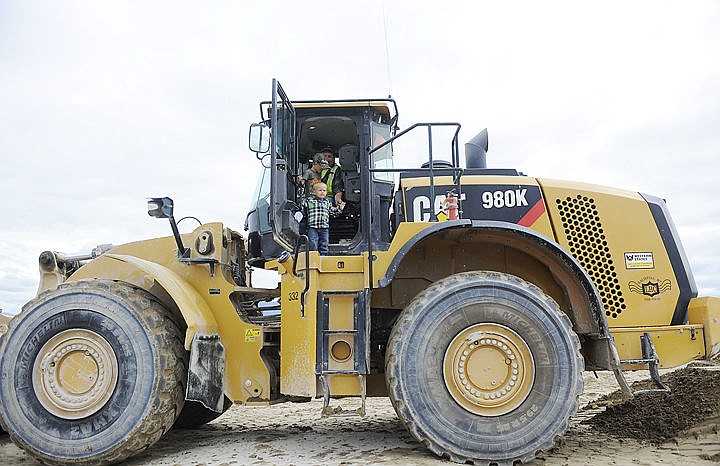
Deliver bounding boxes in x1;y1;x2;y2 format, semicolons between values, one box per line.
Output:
278;253;367;397
539;178;680;327
327;374;362;395
279;262;318;397
611;325;705;369
69;223;273;404
100;254;219;347
688;297;720;358
372;222;434;285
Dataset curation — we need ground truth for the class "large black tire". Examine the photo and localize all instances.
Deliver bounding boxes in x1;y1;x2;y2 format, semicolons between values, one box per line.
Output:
0;279;188;465
172;397;232;429
0;318;7;435
386;271;584;465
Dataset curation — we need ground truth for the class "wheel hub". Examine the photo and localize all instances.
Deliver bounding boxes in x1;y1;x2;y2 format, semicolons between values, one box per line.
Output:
443;323;535;416
33;329;119;419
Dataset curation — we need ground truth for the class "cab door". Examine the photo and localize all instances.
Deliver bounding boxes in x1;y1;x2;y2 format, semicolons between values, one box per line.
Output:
269;79;300;251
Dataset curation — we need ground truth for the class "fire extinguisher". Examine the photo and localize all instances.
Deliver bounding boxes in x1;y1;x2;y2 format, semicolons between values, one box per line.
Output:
444;191;459;220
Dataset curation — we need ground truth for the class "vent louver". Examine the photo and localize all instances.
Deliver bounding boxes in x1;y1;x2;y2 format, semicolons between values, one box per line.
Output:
555;195;626;319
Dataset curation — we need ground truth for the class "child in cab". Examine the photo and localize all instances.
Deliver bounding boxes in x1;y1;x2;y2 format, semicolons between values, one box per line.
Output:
303;182;345;255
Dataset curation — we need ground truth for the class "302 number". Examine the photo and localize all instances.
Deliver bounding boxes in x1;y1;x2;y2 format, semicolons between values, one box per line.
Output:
288;291;299;301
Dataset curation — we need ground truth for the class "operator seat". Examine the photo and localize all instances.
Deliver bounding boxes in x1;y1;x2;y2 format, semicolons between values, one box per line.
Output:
328;144;360;246
339;144;360;203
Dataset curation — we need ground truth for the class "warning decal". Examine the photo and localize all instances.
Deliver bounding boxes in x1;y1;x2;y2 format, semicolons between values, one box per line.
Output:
245;328;261;342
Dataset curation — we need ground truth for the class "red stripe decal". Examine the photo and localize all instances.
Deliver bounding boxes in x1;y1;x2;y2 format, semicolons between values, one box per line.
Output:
518;199;546;227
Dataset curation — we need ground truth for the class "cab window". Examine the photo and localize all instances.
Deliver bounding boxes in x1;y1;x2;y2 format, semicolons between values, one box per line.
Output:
371;122;393;183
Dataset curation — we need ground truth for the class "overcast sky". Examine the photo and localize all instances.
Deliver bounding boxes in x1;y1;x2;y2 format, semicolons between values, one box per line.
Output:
1;1;718;314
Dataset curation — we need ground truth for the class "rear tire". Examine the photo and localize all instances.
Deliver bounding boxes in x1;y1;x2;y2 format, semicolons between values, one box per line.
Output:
0;279;187;465
385;271;583;465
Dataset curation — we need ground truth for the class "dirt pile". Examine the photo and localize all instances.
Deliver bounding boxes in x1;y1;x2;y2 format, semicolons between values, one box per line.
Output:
586;364;720;444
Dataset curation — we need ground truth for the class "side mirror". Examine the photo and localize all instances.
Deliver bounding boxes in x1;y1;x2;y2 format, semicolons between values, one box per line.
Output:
147;197;174;219
147;197;189;258
249;123;270;153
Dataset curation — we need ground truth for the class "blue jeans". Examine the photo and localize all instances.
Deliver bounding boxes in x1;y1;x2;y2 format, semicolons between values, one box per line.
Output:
308;227;329;255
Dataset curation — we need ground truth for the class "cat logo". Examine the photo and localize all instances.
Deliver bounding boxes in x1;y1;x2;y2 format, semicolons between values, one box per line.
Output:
628;278;671;297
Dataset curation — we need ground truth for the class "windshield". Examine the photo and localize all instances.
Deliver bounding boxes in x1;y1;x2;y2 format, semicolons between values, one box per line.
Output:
251;165;271;205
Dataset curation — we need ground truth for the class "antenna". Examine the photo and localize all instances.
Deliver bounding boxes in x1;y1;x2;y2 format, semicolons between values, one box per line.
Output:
381;0;393;97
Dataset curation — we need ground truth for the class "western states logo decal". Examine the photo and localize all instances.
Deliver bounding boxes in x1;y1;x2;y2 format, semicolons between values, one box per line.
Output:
624;252;654;269
628;276;671;298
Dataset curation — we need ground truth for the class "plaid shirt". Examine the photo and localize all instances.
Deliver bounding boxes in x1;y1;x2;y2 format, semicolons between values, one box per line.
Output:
303;196;341;229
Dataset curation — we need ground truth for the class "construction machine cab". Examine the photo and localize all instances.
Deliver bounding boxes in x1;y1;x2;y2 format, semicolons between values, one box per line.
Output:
245;79;398;265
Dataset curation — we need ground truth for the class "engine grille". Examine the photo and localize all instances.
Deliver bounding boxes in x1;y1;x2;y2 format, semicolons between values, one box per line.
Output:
555;195;626;319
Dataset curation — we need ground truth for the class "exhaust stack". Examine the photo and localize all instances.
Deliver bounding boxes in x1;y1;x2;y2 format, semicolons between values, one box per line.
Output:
465;129;488;169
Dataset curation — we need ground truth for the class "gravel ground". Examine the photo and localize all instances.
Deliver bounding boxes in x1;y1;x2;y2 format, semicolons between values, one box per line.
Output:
1;366;719;465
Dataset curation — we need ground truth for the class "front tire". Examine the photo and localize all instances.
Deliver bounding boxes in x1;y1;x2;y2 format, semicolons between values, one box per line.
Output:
386;271;583;465
0;280;187;465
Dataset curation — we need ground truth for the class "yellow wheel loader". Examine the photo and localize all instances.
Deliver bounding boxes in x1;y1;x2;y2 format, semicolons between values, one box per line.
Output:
1;79;718;465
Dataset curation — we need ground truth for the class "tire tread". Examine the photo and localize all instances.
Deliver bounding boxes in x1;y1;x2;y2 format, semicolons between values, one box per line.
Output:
385;271;584;466
0;279;188;466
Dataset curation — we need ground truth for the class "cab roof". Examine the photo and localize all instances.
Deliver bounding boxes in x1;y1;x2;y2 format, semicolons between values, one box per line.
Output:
259;99;397;122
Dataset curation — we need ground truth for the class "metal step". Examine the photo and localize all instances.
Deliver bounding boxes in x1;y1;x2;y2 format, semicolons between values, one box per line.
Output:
315;289;370;417
620;332;670;394
315;290;369;375
319;373;366;417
